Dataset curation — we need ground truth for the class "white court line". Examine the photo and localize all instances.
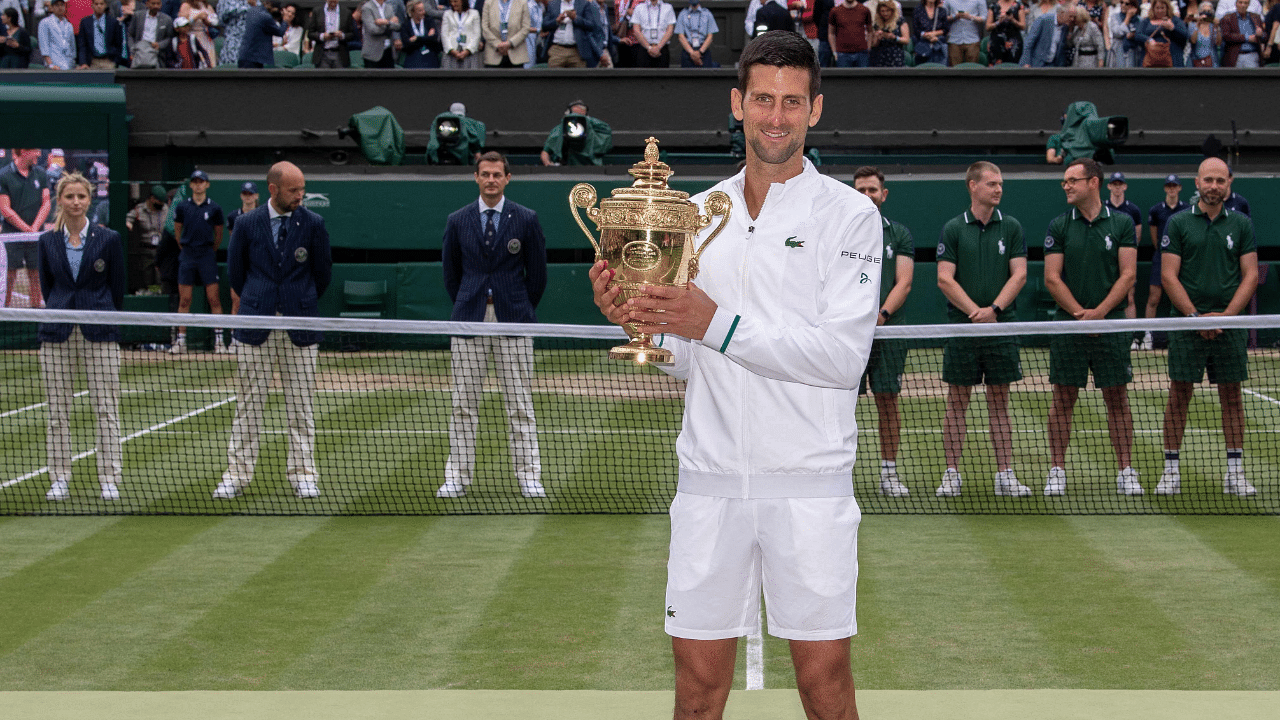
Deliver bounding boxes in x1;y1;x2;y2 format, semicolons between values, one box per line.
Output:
0;390;89;419
138;428;679;437
897;428;1279;435
1244;388;1280;408
745;609;764;691
0;395;236;490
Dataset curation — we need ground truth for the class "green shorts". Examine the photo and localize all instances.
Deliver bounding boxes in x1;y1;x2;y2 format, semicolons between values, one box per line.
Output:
1168;329;1249;384
859;338;909;395
1049;332;1132;389
942;336;1022;387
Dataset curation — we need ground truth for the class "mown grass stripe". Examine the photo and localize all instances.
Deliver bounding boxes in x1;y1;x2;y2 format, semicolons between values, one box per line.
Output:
0;517;121;581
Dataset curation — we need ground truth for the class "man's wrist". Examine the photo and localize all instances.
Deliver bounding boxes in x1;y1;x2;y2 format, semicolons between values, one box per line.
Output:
879;308;891;320
991;303;1003;314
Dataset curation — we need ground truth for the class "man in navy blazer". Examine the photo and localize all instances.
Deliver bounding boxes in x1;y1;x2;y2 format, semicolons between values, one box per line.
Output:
541;0;602;67
1020;1;1073;67
215;162;332;501
237;0;285;68
438;150;548;500
76;0;124;68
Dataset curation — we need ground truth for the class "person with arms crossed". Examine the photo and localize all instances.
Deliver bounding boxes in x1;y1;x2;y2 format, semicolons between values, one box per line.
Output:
1102;171;1143;331
590;31;880;720
38;172;126;502
1139;173;1190;351
1;148;50;308
437;151;548;500
1157;157;1259;497
1042;158;1141;497
852;165;914;497
935;161;1032;498
170;169;227;354
214;162;332;500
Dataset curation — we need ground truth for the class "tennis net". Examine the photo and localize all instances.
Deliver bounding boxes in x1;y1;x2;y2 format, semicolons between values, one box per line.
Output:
1;309;1277;515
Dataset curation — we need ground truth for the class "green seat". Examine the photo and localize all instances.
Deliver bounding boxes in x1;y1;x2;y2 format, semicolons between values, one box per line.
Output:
273;50;300;68
349;52;364;68
214;36;224;55
299;52;313;66
953;62;986;69
993;61;1024;68
340;280;388;318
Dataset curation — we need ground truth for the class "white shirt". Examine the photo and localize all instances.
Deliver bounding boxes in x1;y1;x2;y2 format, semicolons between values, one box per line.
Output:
552;13;575;44
1215;0;1261;19
143;12;159;42
632;0;676;45
324;3;340;49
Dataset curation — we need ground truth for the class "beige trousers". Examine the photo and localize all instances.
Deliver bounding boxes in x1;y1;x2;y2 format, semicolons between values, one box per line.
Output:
39;328;122;487
444;304;541;486
222;330;319;489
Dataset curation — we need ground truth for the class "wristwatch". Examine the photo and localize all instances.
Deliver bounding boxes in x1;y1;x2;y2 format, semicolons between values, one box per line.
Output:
1188;311;1200;318
880;309;891;320
991;303;1003;314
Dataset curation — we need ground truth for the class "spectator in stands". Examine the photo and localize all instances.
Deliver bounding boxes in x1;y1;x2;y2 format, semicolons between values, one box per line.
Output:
437;150;547;500
38;0;74;69
591;0;612;66
215;162;332;501
272;3;306;55
77;0;125;69
749;0;797;40
402;0;442;67
1108;0;1139;64
482;0;532;67
170;169;227;354
1264;0;1280;61
218;0;251;63
236;0;284;68
1103;172;1143;330
524;0;546;66
613;0;642;66
1136;0;1187;66
1158;157;1259;498
851;167;915;497
1042;158;1141;497
1;8;31;68
675;0;718;66
935;161;1031;498
801;0;832;64
37;172;125;503
0;0;25;31
1189;1;1221;65
179;0;219;64
362;0;401;66
1;148;50;308
1026;0;1058;25
1071;5;1105;64
1214;0;1262;20
542;0;600;67
986;0;1025;64
631;0;674;67
167;15;214;66
944;0;986;63
912;0;948;64
441;0;482;68
869;0;908;65
1138;174;1190;350
125;184;168;292
1221;0;1265;65
128;0;174;67
1021;0;1075;66
828;0;871;66
307;0;356;67
1081;0;1109;34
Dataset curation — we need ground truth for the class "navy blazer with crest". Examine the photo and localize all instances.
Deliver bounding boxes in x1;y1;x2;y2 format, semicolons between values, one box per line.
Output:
227;204;333;347
442;198;548;324
37;225;126;343
76;13;125;66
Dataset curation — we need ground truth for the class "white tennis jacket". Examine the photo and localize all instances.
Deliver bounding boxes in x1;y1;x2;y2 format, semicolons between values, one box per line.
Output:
655;160;884;499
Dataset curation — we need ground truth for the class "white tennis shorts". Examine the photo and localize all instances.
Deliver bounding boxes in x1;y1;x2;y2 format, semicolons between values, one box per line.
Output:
664;492;861;641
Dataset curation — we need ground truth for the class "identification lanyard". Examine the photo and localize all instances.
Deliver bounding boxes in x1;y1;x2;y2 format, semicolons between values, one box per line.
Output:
500;0;512;39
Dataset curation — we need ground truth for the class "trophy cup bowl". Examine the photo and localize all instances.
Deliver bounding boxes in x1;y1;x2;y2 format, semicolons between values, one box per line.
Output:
570;138;731;365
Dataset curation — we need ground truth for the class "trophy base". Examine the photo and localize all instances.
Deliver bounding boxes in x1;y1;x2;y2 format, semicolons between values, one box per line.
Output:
609;341;673;366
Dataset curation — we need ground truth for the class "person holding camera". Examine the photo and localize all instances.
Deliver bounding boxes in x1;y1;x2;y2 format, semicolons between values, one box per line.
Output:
1136;0;1187;67
986;0;1026;64
1190;1;1222;65
869;0;909;64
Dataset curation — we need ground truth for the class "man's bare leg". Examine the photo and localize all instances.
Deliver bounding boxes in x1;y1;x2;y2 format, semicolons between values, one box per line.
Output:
673;637;737;720
790;638;859;720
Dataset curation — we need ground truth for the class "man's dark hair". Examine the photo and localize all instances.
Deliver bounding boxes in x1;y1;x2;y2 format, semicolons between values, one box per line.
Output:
476;150;511;175
853;166;885;185
1067;158;1103;185
2;8;16;23
737;31;820;102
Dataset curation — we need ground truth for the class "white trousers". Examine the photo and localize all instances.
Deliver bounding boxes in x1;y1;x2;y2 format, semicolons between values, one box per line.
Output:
222;330;319;489
444;304;541;486
39;328;122;487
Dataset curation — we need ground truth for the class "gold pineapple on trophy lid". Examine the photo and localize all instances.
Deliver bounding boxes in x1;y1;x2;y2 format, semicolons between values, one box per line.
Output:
570;137;731;364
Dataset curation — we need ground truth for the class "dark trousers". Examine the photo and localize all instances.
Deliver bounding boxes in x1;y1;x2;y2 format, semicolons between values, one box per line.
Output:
237;59;266;68
679;48;719;67
634;44;670;67
485;55;518;68
368;47;395;67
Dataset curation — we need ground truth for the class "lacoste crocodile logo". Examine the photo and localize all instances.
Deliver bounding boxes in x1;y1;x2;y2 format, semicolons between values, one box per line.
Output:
785;236;804;248
667;606;676;618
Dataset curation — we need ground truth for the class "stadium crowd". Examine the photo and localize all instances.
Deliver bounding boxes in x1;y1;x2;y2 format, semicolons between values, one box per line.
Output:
2;0;1278;68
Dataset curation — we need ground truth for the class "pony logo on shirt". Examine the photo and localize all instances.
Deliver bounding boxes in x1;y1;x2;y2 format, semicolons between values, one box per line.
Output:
1104;235;1112;250
885;244;894;259
997;240;1006;255
1226;234;1234;249
204;212;209;221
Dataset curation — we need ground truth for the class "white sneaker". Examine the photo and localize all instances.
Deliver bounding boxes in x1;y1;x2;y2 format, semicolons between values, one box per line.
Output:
1155;469;1181;495
935;468;962;497
436;480;467;498
1139;332;1153;351
46;478;70;501
879;466;909;497
1117;467;1144;495
169;336;187;354
1224;470;1257;497
229;338;241;355
995;469;1032;497
214;337;230;355
100;482;120;501
212;480;242;499
295;480;320;499
1044;466;1066;496
520;480;547;498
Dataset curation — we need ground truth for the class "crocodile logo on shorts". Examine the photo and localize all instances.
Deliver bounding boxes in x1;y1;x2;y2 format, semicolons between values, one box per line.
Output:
666;605;676;618
784;236;804;248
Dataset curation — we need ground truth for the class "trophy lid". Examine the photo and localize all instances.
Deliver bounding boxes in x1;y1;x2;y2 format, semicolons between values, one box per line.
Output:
609;137;690;203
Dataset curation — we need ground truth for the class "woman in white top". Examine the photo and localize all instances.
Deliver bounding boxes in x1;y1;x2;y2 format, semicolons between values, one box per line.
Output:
272;3;307;55
178;0;220;64
442;0;482;68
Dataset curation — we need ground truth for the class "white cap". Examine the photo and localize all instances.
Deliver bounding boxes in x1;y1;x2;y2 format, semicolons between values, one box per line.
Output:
449;102;466;117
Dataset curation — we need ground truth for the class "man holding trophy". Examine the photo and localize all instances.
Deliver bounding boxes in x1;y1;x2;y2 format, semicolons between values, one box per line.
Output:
588;31;881;720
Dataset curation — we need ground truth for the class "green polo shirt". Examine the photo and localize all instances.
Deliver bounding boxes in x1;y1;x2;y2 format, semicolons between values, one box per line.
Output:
0;163;49;233
880;216;914;326
1162;205;1257;314
1044;205;1136;320
937;209;1026;323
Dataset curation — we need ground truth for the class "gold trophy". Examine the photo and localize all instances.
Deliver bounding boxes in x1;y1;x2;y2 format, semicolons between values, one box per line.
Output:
570;137;731;365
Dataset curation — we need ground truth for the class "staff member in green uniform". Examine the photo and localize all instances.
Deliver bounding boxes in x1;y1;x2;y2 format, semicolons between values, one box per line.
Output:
1157;157;1259;498
853;166;915;497
935;161;1031;499
1042;159;1142;498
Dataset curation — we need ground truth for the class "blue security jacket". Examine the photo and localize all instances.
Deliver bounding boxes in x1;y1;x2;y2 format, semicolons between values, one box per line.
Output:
442;199;547;323
37;225;126;343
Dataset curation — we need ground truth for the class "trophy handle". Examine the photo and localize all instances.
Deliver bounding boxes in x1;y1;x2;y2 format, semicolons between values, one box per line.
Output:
688;190;732;281
569;183;602;259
